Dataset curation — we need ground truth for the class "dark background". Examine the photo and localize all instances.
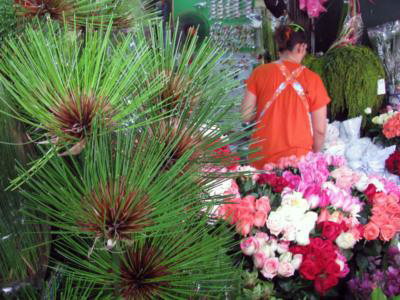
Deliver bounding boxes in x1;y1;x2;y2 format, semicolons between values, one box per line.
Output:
315;0;400;52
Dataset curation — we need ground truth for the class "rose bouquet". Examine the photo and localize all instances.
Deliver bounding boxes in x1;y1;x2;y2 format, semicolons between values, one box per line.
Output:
214;152;400;299
366;105;400;147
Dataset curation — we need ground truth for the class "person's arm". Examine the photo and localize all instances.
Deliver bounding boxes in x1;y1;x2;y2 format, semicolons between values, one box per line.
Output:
311;105;327;152
241;90;257;123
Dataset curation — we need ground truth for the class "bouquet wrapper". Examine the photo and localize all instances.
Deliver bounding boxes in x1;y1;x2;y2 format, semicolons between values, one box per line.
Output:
361;144;397;174
345;137;373;162
339;116;362;141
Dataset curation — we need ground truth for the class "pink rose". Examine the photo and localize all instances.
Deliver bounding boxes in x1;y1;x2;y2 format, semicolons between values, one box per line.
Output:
236;216;253;236
240;237;260;256
256;196;271;214
261;257;280;279
318;209;330;224
278;261;295;277
253;211;267;227
277;241;290;254
255;232;269;246
253;251;267;269
380;224;396;242
363;222;380;241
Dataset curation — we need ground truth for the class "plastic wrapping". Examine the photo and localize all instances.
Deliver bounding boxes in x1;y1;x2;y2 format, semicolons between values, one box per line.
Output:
324;116;397;177
340;116;362;141
368;20;400;105
330;14;364;50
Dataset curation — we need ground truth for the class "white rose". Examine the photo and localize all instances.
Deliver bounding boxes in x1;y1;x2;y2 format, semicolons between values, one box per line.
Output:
300;211;318;231
364;107;372;114
335;258;345;272
336;232;357;249
259;245;274;258
282;224;296;242
267;212;284;236
279;252;293;263
291;254;303;270
355;173;369;192
296;230;310;245
372;116;380;124
268;238;278;253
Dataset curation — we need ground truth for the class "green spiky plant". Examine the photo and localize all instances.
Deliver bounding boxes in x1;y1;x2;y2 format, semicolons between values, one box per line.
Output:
0;13;248;300
0;88;50;298
0;20;166;189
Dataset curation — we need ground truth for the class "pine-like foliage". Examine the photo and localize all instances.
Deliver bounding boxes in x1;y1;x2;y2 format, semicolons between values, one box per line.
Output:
0;14;247;299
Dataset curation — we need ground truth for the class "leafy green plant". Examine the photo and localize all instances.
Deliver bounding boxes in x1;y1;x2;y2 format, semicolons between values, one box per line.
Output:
322;46;385;120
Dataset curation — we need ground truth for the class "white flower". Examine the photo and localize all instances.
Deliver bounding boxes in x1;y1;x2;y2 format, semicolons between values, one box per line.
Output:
364;107;372;114
267;212;284;236
296;230;310;245
291;254;303;270
336;232;357;249
282;224;296;242
281;192;310;214
259;245;274;258
355;173;369;192
279;252;293;263
301;211;318;230
335;258;345;272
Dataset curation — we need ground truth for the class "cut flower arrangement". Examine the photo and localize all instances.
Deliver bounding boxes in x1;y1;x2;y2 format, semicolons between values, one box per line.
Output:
213;152;400;299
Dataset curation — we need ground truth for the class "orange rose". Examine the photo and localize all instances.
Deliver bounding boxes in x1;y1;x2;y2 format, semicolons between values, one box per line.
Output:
379;224;397;242
372;193;387;206
363;222;380;241
370;213;390;227
392;217;400;231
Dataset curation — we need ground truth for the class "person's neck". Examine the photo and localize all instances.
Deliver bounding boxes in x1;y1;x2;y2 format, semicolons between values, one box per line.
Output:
279;52;301;64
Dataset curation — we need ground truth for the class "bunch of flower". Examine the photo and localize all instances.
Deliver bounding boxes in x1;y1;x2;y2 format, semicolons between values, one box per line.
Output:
386;150;400;176
215;151;400;298
383;112;400;139
218;195;271;236
240;233;303;279
290;237;349;295
348;246;400;298
364;192;400;241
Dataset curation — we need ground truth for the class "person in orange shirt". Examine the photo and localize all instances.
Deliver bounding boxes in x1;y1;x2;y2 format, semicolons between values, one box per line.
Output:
241;25;330;169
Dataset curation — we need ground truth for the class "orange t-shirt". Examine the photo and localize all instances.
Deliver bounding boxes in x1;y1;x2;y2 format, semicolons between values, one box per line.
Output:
247;60;330;169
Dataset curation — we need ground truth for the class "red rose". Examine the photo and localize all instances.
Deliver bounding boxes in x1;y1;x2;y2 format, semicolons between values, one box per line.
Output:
319;221;342;241
386;151;400;176
325;259;341;276
364;184;377;202
299;259;321;280
309;237;326;252
289;245;309;256
314;274;339;295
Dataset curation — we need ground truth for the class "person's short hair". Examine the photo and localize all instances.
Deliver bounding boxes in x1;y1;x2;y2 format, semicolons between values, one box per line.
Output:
274;25;307;52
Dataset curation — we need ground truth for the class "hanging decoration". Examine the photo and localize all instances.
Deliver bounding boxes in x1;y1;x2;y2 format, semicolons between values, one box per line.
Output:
299;0;328;19
329;0;363;50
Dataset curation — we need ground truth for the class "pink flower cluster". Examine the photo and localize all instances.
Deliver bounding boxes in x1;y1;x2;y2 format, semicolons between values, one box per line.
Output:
240;232;303;279
330;166;362;191
364;193;400;241
383;113;400;139
218;195;271;235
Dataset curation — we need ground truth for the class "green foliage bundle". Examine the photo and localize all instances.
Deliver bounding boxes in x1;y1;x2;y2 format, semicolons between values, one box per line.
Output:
321;46;385;120
0;0;16;44
0;15;247;299
262;14;277;63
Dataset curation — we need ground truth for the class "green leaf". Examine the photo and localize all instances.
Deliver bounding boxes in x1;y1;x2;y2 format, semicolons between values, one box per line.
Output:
371;288;387;300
